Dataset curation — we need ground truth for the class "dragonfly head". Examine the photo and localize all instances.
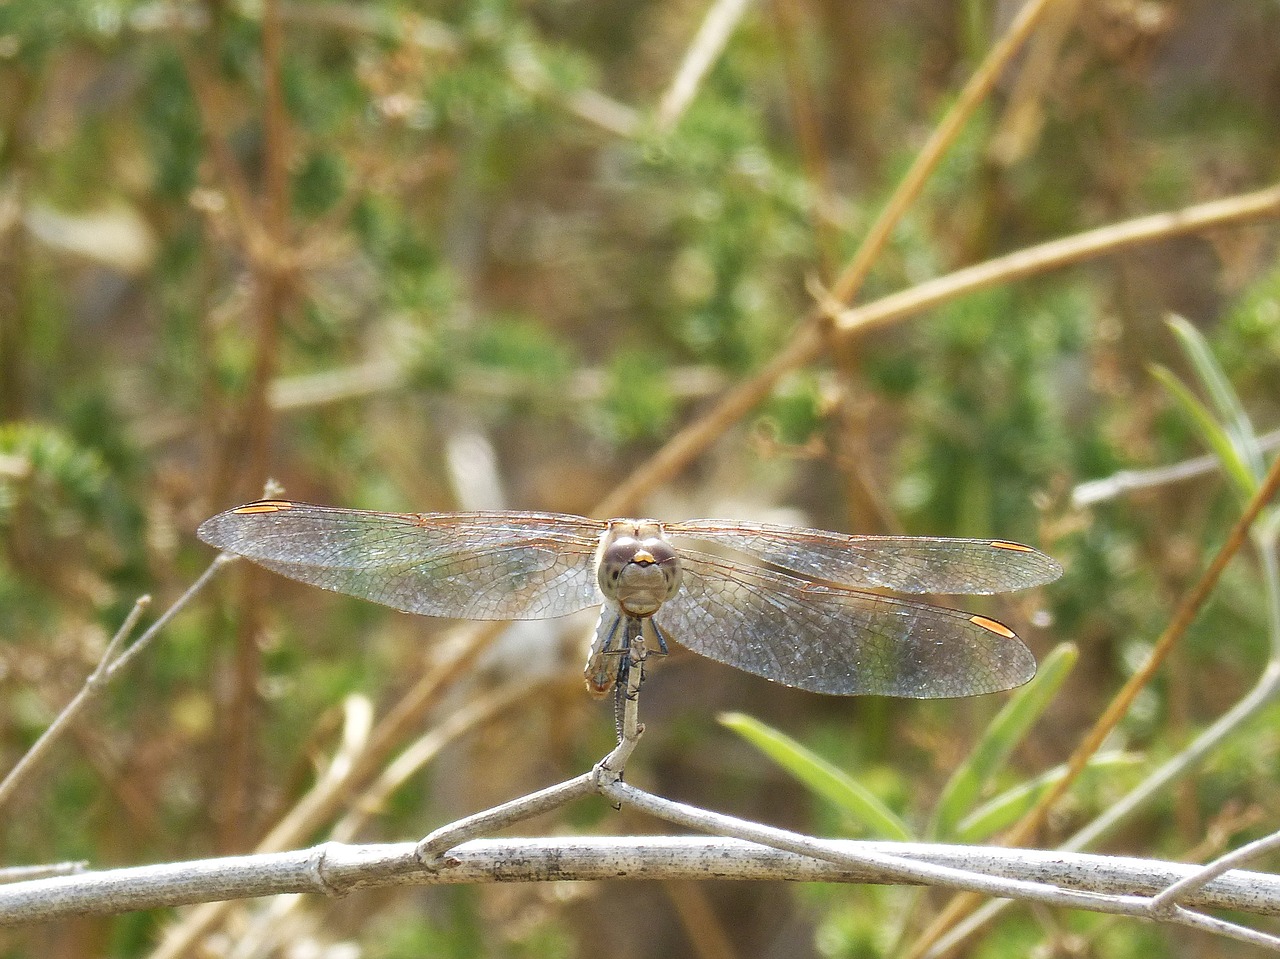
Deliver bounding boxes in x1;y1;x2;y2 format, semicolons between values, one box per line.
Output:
598;520;683;616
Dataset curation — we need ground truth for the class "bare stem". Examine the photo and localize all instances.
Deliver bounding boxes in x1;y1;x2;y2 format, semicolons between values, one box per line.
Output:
0;559;228;812
598;182;1280;518
833;183;1280;335
4;838;1279;934
1072;427;1280;506
417;631;651;866
826;0;1064;306
655;0;757;132
414;774;596;866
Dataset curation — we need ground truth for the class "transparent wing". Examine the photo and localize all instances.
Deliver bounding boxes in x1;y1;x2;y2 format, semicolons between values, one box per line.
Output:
666;520;1062;594
197;500;605;620
655;551;1036;697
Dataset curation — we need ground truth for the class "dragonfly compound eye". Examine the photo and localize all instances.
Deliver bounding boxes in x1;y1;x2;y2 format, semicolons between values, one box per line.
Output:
639;538;682;598
599;538;640;598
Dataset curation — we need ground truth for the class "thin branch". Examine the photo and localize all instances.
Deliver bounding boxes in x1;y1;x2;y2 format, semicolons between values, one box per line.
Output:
825;0;1065;306
0;561;229;812
607;781;1118;907
603;782;1280;951
987;0;1083;166
655;0;757;132
0;863;87;884
268;361;728;412
3;838;1279;929
1072;428;1280;506
178;46;266;261
1154;824;1280;915
833;182;1280;335
769;0;839;277
415;775;596;866
502;43;642;138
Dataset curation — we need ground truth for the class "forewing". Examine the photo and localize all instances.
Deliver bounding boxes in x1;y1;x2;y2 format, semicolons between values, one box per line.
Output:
667;520;1062;594
655;552;1036;697
198;500;604;620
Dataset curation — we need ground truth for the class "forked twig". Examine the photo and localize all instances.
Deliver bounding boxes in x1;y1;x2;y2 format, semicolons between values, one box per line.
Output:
833;183;1280;335
2;838;1279;928
1153;824;1280;917
0;558;231;813
597;782;1280;950
599;182;1280;518
417;632;651;866
413;773;596;866
400;632;1280;954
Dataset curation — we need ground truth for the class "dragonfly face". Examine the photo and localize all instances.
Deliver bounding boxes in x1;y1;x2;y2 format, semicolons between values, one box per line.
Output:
197;499;1063;700
596;520;683;617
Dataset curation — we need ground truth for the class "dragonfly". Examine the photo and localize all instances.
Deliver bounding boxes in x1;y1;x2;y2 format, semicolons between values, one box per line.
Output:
197;500;1062;700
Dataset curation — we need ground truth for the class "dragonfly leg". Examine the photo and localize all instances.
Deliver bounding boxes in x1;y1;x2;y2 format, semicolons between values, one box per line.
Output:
645;618;671;657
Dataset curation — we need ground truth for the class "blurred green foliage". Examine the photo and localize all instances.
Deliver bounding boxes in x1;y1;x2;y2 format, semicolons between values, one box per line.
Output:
1;0;1279;956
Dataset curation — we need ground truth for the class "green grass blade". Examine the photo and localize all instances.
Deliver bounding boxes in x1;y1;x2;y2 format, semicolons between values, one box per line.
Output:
718;712;913;841
1151;364;1257;501
954;751;1141;842
1166;315;1265;483
930;643;1077;841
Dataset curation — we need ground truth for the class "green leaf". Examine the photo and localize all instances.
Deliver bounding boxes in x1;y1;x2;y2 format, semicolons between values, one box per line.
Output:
930;643;1077;840
954;751;1141;842
718;712;913;841
1151;364;1257;502
1166;315;1265;484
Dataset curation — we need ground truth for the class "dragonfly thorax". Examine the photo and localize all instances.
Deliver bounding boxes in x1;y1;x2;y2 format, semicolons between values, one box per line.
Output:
597;520;682;617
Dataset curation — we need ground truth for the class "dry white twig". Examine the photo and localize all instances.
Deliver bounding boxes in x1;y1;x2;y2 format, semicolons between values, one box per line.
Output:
0;558;231;812
1071;428;1280;506
3;837;1279;935
655;0;757;131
